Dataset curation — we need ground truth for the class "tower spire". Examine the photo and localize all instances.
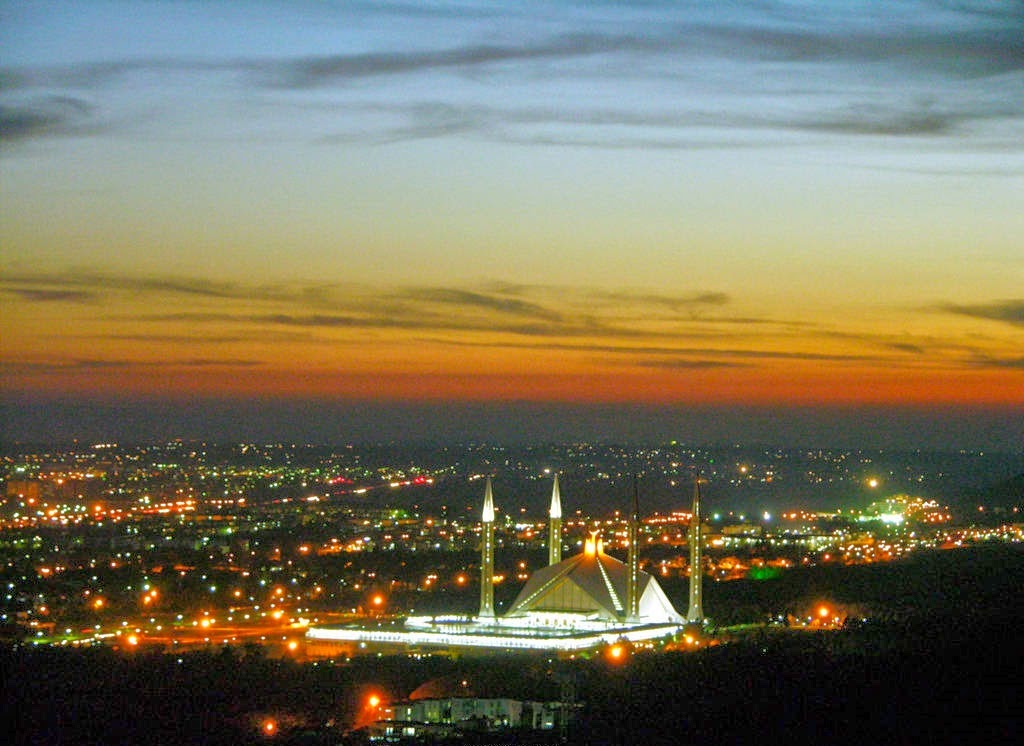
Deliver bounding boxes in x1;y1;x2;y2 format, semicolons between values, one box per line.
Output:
687;473;704;624
626;475;641;621
479;477;496;619
548;474;562;566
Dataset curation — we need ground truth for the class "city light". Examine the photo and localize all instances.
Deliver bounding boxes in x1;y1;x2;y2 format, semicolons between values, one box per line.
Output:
4;440;1022;674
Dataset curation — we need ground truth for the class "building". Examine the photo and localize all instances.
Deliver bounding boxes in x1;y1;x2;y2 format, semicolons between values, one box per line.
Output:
307;477;685;652
361;696;573;741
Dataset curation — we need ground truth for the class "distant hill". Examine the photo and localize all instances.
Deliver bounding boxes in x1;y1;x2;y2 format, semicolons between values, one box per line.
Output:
986;472;1024;503
957;472;1024;510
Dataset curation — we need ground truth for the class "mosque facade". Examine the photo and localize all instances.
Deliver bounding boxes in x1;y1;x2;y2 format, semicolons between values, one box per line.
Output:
307;476;693;652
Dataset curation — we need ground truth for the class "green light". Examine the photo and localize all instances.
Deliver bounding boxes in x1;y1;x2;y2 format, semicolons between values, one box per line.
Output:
747;567;782;581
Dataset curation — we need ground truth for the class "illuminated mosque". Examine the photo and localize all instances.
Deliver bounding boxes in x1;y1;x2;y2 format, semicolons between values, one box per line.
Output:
307;476;702;652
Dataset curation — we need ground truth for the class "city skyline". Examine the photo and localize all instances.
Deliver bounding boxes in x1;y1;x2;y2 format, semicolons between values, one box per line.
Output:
2;1;1022;448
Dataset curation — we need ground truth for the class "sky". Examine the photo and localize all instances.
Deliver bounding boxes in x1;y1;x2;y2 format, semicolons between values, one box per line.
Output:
1;1;1023;448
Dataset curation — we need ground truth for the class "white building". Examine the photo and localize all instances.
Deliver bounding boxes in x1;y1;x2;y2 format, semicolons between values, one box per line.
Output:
307;477;685;652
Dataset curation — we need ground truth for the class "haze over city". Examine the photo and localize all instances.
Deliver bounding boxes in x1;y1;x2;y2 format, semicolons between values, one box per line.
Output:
2;1;1023;449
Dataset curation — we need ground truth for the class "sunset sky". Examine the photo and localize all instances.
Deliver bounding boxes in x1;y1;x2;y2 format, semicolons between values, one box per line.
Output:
2;1;1022;447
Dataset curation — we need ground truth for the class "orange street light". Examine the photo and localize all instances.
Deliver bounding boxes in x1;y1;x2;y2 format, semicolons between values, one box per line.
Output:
606;644;626;663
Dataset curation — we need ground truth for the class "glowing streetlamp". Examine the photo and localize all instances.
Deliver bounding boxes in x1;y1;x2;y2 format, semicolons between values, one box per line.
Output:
606;644;626;663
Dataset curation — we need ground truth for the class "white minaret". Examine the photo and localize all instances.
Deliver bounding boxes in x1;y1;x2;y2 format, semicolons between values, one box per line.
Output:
548;474;563;566
626;477;641;621
687;474;704;624
479;477;496;619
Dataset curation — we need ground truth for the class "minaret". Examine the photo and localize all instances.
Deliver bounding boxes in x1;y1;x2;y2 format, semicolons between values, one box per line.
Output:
687;474;704;624
479;477;496;619
548;474;563;566
626;476;641;621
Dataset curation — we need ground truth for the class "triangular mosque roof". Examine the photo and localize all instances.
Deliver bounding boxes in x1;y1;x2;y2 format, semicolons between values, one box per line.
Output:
504;545;679;623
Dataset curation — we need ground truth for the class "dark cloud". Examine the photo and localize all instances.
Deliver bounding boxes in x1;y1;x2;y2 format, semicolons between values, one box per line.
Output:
0;272;350;307
3;270;1010;369
424;337;886;365
254;18;1024;90
140;312;240;324
591;290;730;310
3;358;262;374
0;95;96;142
818;330;927;355
245;312;598;339
318;85;1020;150
631;358;747;370
887;341;926;354
251;313;365;329
5;2;1022;150
798;107;958;137
260;34;666;89
975;356;1024;370
937;300;1024;326
11;271;687;338
716;23;1024;73
4;287;95;303
77;332;283;345
402;287;563;321
60;272;778;341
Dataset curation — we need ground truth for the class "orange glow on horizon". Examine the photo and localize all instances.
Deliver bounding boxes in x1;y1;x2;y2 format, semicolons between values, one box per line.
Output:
3;281;1021;413
5;359;1021;407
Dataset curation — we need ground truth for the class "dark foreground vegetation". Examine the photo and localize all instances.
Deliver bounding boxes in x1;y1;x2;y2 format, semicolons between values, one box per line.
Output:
4;544;1022;745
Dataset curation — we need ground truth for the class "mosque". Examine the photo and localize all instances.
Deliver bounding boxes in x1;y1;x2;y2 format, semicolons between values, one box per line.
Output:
306;475;703;652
